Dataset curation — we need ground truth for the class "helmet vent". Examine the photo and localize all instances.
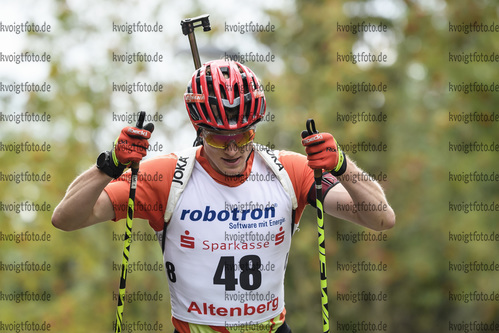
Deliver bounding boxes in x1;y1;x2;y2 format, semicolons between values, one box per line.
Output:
219;84;227;100
220;66;229;79
188;104;200;121
242;79;249;95
210;102;223;125
200;103;211;123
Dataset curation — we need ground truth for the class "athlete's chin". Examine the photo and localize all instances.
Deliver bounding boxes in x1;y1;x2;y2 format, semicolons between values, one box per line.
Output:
218;164;245;176
218;158;245;176
221;167;244;177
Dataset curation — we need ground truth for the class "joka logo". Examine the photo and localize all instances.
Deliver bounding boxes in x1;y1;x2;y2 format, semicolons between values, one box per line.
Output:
172;156;189;185
181;230;195;249
263;148;284;171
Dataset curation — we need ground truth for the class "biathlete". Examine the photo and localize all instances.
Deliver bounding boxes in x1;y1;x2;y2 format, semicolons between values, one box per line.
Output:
52;59;395;333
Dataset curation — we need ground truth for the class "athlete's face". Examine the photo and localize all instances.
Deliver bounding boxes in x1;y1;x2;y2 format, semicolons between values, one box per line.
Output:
201;128;254;176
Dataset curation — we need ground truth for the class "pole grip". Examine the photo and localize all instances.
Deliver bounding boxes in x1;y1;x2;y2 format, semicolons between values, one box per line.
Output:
129;111;146;169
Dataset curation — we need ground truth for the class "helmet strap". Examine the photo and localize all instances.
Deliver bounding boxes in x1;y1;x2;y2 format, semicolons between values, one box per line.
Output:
193;128;203;147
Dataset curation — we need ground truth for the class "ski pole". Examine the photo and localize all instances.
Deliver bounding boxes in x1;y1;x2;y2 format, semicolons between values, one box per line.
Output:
114;111;153;333
303;118;330;333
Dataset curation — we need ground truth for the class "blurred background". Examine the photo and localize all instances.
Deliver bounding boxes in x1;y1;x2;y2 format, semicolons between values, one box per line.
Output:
1;0;498;332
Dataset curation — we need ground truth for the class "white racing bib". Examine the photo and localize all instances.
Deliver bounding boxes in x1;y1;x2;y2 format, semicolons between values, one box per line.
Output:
159;152;294;326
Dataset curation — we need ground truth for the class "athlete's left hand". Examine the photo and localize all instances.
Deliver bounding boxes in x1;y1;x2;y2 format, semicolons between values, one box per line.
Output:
301;132;347;176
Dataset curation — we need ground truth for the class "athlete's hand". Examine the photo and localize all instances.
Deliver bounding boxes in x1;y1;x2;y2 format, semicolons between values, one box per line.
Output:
301;131;347;176
114;125;153;165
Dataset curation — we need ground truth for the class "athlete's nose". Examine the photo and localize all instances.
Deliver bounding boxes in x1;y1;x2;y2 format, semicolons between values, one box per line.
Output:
224;142;240;156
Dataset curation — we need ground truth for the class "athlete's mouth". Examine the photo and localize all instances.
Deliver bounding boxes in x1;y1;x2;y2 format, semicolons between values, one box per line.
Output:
222;157;240;165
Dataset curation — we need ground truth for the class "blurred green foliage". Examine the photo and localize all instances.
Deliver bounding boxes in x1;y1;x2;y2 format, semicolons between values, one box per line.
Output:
1;1;498;332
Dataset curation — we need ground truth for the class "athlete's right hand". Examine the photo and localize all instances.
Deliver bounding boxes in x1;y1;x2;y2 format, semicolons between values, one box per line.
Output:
113;126;153;165
97;123;154;179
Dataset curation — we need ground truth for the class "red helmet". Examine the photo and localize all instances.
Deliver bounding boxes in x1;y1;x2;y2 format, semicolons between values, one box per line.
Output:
184;59;266;131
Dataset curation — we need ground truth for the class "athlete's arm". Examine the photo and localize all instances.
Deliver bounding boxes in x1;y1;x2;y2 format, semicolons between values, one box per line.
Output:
302;131;395;231
323;157;395;231
52;125;152;231
52;166;115;231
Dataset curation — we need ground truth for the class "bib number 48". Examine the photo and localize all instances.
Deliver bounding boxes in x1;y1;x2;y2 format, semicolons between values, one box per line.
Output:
213;255;262;291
